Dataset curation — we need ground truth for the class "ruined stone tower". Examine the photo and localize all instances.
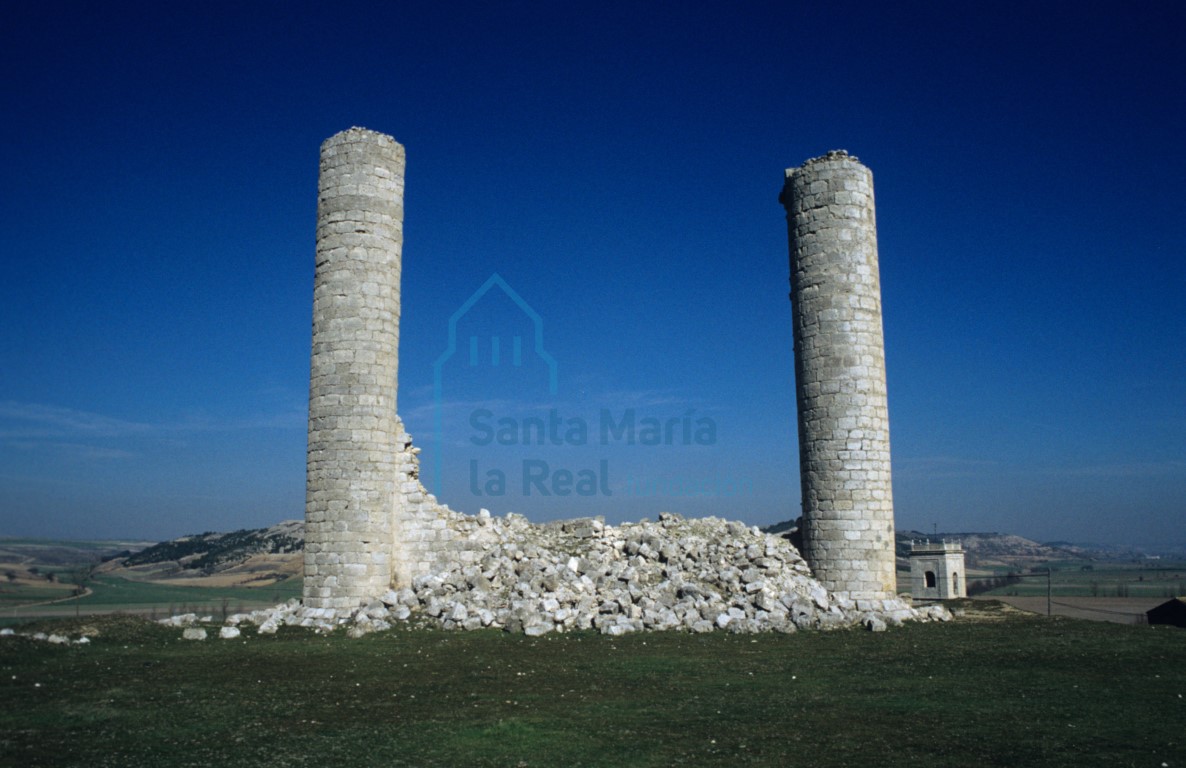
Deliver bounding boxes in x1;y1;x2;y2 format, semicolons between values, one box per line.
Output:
779;151;897;600
305;128;405;609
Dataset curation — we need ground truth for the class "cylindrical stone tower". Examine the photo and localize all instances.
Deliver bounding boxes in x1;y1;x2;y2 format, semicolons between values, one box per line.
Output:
305;128;405;609
779;150;896;601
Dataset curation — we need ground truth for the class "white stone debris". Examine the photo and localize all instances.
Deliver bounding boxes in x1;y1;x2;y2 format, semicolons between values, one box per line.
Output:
168;511;950;639
0;627;93;645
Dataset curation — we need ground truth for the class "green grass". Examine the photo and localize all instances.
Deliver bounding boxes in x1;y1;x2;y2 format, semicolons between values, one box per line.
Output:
0;577;304;627
976;562;1186;598
70;575;303;608
1;603;1183;767
0;585;77;606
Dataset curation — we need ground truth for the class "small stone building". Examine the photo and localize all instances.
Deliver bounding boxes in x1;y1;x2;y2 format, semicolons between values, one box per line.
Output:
910;540;966;600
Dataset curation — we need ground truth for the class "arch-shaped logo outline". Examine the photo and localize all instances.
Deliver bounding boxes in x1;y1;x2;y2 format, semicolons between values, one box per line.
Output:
431;273;558;495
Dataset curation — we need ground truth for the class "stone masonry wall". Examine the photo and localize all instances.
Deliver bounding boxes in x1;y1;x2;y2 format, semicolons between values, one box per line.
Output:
779;151;897;600
305;128;407;609
306;128;482;607
391;419;482;587
303;132;907;615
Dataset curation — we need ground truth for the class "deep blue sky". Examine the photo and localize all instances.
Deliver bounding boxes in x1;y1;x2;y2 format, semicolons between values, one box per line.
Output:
1;2;1183;546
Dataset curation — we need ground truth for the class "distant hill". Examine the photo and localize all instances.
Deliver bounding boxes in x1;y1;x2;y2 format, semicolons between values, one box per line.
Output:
894;531;1079;570
102;520;304;587
24;517;1158;592
0;537;153;568
0;537;154;594
124;520;303;571
761;519;1104;572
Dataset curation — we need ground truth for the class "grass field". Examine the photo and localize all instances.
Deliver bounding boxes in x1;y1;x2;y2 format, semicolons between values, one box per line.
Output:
1;576;303;626
0;585;77;607
69;575;303;608
1;601;1183;767
973;561;1186;599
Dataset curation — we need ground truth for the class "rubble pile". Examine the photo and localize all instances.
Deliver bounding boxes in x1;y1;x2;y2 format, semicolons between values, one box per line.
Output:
167;512;950;638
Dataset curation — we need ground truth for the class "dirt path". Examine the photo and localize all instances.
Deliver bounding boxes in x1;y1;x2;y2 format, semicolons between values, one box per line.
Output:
976;595;1162;624
8;586;93;609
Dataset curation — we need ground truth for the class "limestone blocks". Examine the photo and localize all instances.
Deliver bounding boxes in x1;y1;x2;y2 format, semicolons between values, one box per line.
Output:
194;513;941;637
305;128;406;609
780;151;897;600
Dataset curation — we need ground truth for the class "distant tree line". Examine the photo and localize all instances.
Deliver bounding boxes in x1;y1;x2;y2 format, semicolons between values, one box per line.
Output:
100;549;134;563
968;572;1021;596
